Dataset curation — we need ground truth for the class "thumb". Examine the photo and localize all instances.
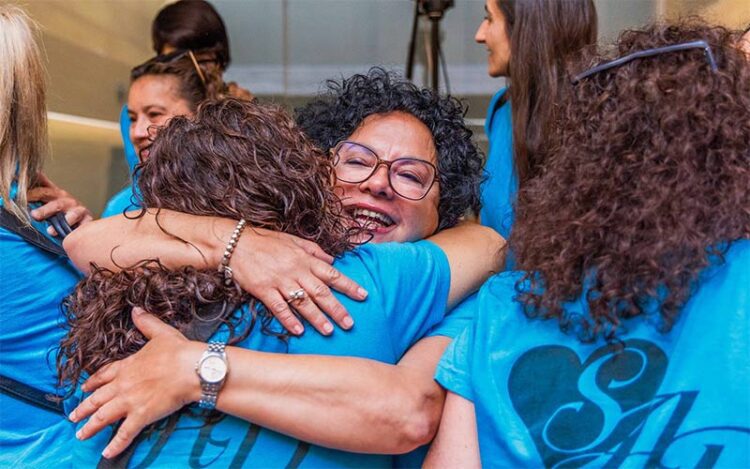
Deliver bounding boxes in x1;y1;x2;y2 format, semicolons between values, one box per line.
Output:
132;307;174;340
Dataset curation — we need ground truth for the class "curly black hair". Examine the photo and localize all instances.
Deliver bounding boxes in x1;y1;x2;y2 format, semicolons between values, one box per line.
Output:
295;67;483;231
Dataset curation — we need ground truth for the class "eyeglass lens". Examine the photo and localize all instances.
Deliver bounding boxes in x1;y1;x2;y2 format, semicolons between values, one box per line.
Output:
334;142;436;200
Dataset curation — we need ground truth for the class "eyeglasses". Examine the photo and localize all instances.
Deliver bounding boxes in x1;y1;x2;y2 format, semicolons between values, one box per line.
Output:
572;40;718;84
332;141;438;201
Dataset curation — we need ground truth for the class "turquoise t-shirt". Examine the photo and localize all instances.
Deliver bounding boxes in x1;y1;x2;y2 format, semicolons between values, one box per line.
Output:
0;196;82;467
101;106;140;218
72;240;452;468
436;240;750;468
480;88;516;241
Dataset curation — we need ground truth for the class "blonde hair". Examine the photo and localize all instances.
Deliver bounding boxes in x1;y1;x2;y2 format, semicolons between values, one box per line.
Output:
0;5;47;224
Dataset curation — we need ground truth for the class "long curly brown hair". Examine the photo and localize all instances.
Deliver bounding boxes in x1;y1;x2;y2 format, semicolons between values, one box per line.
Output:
58;99;355;389
510;22;750;341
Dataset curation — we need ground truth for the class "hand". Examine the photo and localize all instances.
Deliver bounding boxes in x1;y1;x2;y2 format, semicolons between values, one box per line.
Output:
27;173;94;236
68;308;203;459
232;228;368;336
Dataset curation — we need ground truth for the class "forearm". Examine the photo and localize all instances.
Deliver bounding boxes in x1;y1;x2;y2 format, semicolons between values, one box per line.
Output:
180;341;444;454
63;209;230;273
428;221;506;307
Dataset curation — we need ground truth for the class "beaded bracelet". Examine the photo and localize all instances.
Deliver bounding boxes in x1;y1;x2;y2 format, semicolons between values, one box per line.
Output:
218;219;247;286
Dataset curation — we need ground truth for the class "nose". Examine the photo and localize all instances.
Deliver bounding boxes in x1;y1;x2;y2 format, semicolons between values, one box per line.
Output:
475;20;486;44
130;115;150;143
358;164;393;199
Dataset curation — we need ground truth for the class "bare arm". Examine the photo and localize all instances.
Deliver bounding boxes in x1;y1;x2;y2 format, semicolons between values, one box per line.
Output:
424;391;481;468
69;221;503;457
63;209;367;335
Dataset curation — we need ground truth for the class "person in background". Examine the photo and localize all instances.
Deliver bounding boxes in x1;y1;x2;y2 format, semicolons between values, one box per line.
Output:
108;0;250;217
426;22;750;468
101;50;227;217
62;70;494;465
0;5;88;466
476;0;597;243
59;98;502;467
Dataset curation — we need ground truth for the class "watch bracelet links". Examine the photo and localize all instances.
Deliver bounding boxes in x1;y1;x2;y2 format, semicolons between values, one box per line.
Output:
198;341;227;410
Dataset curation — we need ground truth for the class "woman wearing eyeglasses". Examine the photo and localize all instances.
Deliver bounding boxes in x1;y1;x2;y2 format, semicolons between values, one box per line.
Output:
61;69;497;466
59;97;502;467
475;0;597;245
425;22;750;468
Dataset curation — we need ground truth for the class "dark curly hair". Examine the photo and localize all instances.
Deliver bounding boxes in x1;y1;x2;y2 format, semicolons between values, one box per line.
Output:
295;67;483;230
510;22;750;341
58;99;355;389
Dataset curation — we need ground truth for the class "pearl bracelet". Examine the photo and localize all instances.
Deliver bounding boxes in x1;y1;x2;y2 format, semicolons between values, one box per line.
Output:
218;219;247;286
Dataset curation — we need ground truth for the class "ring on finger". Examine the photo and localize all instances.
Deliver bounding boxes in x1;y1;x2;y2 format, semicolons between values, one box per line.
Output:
286;288;306;303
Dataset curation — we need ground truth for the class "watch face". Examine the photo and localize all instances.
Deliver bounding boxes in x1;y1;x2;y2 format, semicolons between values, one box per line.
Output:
200;355;228;383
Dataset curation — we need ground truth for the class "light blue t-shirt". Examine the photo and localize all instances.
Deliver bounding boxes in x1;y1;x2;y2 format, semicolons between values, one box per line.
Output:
72;240;452;468
436;239;750;468
0;198;81;467
102;106;140;218
480;88;516;241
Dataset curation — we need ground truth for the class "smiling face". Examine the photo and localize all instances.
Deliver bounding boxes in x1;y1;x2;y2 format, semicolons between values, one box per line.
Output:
127;74;193;161
335;112;440;244
476;0;512;77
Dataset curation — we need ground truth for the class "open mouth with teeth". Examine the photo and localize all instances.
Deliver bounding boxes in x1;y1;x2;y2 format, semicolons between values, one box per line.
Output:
349;207;395;232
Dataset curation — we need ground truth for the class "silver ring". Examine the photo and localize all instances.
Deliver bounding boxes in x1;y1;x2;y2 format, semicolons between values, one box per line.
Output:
287;288;306;303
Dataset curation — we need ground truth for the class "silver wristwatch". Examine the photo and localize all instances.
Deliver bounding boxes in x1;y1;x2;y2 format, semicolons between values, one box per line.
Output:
195;341;229;409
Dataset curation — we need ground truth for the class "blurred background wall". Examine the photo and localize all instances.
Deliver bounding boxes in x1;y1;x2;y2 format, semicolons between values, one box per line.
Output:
7;0;748;215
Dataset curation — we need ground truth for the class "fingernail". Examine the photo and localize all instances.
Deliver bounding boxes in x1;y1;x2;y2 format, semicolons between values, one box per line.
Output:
30;210;40;219
323;323;334;334
102;448;112;459
76;430;83;439
342;316;354;329
357;287;368;299
132;307;143;316
293;324;304;335
70;411;78;422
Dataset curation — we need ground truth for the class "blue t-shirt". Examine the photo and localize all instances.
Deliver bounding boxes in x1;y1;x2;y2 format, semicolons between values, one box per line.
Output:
72;240;452;468
436;240;750;468
480;88;516;241
0;199;81;466
102;106;140;218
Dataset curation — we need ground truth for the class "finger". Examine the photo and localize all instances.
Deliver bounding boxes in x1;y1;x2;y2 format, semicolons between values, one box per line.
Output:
289;236;334;264
287;286;334;335
262;290;304;335
299;277;352;331
101;414;147;459
132;307;178;340
76;399;126;442
312;262;368;300
65;206;89;227
70;383;117;423
29;199;64;221
82;362;118;393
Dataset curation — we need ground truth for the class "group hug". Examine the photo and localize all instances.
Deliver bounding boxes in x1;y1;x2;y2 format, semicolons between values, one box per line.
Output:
1;0;748;468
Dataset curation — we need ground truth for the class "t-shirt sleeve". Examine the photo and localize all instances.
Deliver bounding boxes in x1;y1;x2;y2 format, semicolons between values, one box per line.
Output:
426;292;478;339
435;318;476;402
362;240;451;358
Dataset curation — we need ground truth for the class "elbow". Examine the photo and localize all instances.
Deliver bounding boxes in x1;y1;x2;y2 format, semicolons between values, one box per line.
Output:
62;222;93;273
390;386;444;453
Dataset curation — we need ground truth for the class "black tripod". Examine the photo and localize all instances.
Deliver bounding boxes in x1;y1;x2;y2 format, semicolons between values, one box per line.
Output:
405;0;454;92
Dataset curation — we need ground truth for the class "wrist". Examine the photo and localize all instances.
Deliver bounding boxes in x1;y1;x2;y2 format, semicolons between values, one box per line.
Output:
180;340;206;404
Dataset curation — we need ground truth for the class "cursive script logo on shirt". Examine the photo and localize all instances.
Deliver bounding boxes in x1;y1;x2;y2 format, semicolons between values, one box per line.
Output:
508;340;750;468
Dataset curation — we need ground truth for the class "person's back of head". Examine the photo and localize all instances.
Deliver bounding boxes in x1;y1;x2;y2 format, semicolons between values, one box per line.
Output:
498;0;598;183
0;4;47;224
152;0;230;69
510;21;750;341
59;98;354;391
